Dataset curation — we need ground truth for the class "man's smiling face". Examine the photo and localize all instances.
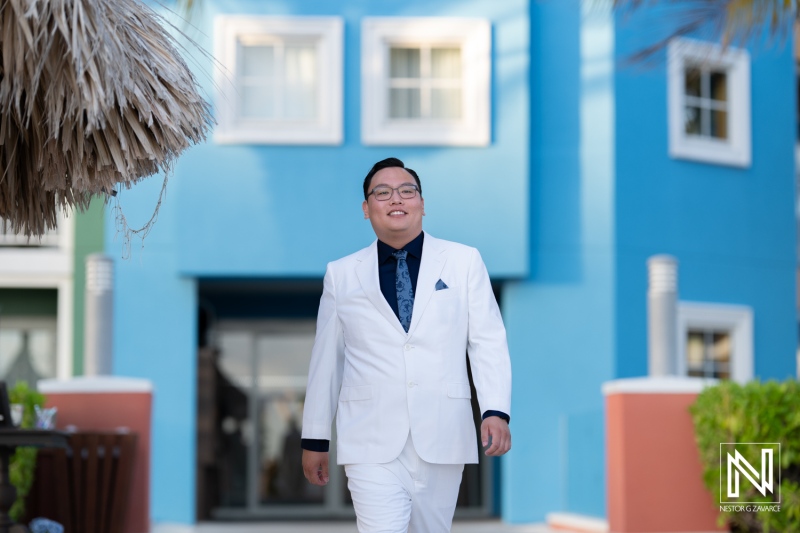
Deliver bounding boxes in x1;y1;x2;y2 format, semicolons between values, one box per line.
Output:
362;166;425;247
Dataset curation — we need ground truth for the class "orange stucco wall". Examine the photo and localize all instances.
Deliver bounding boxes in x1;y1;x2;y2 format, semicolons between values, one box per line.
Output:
606;390;725;533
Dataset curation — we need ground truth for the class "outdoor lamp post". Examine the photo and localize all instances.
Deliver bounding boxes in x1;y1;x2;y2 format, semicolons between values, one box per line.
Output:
647;255;679;376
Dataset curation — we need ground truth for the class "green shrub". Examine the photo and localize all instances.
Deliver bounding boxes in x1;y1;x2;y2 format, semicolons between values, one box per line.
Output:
8;381;45;522
690;380;800;533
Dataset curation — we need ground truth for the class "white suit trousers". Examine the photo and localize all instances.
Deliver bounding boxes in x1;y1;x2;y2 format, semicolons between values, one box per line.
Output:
344;433;464;533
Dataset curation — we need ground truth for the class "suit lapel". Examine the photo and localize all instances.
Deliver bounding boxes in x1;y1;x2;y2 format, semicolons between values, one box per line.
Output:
355;241;407;337
407;232;447;337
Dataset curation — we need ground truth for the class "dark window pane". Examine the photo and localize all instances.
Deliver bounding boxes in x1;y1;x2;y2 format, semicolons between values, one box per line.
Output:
390;88;421;118
258;394;323;504
711;332;731;362
710;110;728;140
390;48;421;78
216;332;252;508
687;331;705;367
431;47;461;78
686;328;733;380
685;67;702;97
710;71;727;103
684;106;702;135
241;84;275;119
256;328;321;505
283;44;318;120
431;88;462;119
241;45;275;78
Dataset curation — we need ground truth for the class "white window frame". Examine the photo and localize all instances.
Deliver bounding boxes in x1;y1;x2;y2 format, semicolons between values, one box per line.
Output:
361;17;491;146
0;209;74;379
667;38;751;167
0;280;74;381
676;302;753;383
214;16;343;145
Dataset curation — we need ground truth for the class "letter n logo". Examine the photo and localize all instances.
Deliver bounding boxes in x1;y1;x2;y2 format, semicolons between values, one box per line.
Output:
720;443;780;504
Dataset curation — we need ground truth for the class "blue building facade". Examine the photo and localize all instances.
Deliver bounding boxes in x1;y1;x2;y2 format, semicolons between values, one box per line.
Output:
106;0;796;527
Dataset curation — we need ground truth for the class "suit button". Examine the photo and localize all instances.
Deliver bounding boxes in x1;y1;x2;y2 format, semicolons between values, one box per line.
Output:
404;344;412;351
408;382;415;388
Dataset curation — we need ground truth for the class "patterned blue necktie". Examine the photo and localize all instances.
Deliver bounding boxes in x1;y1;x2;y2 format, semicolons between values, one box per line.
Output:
393;250;414;332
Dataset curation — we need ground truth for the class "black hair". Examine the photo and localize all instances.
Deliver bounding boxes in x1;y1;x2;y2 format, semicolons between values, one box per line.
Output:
362;157;422;200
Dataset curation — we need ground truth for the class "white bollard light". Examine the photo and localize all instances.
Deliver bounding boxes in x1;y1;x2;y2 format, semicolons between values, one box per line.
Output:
84;254;114;376
647;255;678;377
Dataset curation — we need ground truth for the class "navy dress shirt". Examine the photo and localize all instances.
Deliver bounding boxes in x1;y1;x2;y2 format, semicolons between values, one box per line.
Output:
301;232;508;453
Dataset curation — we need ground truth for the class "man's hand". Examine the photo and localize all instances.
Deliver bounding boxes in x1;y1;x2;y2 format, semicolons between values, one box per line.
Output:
302;450;330;485
481;416;511;456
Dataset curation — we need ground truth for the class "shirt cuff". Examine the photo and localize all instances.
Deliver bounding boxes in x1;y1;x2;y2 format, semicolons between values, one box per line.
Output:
301;438;330;452
482;410;510;424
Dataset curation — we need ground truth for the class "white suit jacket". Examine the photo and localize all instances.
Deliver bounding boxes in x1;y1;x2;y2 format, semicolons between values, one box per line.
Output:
301;232;511;465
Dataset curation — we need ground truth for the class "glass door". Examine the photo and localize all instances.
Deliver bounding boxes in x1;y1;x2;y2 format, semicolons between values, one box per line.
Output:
206;318;494;519
211;319;352;519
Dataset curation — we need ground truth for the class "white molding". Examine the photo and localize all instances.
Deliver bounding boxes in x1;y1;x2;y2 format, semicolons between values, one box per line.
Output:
0;250;72;278
676;301;753;383
667;38;751;167
361;17;491;146
0;206;75;276
152;523;196;533
0;207;72;248
0;208;74;278
602;376;719;396
546;512;608;533
213;16;343;145
38;376;153;394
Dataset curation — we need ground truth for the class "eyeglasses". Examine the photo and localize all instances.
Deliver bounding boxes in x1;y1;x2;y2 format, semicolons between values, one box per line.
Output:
368;184;419;201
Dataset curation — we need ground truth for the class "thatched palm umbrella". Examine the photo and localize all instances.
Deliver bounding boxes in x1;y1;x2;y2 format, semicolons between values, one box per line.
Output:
610;0;795;60
0;0;212;237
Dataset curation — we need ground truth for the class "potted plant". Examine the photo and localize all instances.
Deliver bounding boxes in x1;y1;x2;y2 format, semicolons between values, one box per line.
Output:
8;381;45;521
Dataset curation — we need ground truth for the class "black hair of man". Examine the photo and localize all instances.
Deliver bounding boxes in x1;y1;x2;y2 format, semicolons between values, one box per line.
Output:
362;157;422;200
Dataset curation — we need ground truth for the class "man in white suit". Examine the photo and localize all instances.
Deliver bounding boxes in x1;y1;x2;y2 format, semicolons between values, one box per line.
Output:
301;158;512;533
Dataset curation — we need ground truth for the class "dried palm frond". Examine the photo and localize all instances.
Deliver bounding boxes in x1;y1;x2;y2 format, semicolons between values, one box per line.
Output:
609;0;796;62
0;0;213;236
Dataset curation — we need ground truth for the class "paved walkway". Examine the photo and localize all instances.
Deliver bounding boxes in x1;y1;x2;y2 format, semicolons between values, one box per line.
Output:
154;520;564;533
